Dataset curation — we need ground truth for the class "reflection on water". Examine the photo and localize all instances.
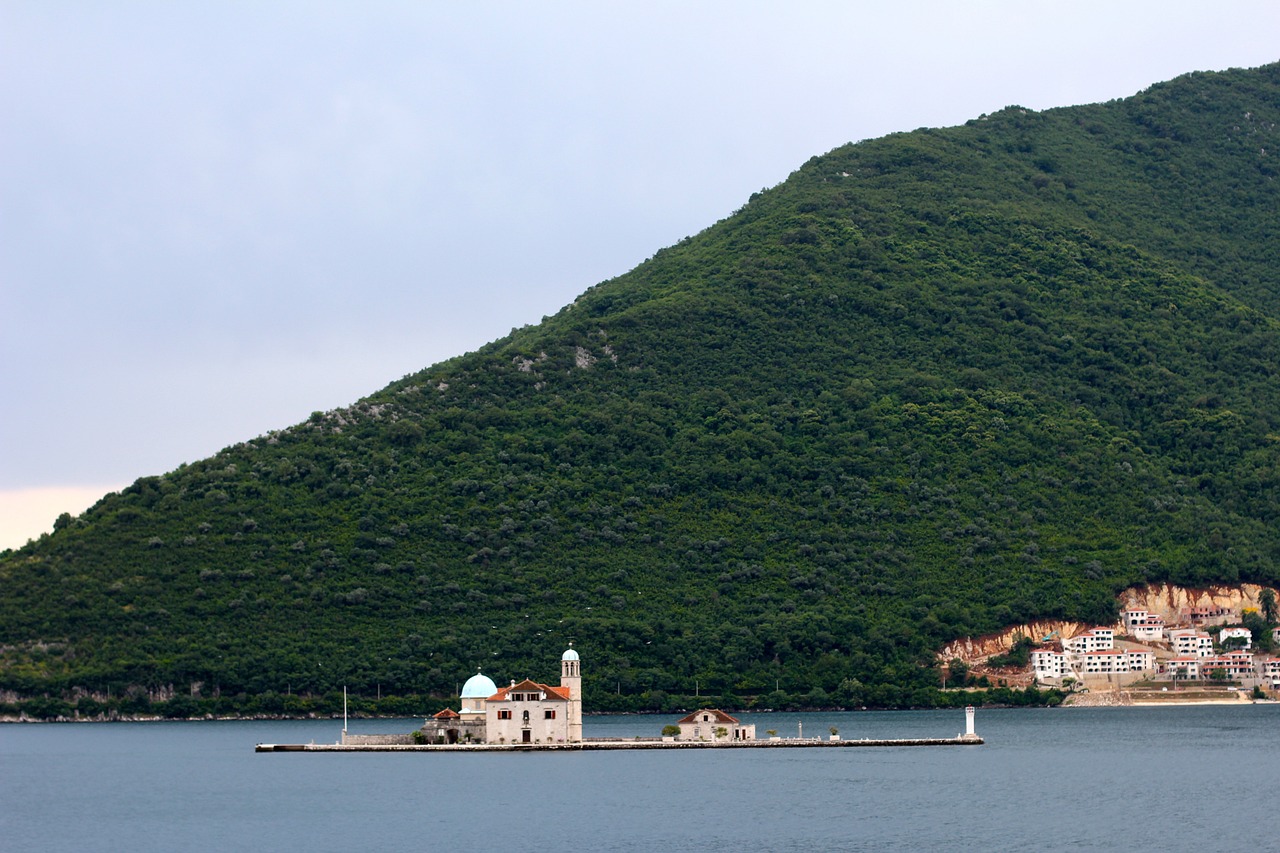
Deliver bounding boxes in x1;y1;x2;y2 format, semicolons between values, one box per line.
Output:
2;705;1277;852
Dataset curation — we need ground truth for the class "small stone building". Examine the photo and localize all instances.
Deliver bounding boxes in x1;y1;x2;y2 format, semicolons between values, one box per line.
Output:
420;669;496;743
675;708;755;742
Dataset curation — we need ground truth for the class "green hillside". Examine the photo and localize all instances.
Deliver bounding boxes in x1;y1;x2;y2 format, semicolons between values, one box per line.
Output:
6;62;1280;718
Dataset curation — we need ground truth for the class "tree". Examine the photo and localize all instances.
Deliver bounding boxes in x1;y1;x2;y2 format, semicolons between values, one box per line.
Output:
661;724;680;738
1242;610;1274;653
987;637;1035;668
1261;589;1278;624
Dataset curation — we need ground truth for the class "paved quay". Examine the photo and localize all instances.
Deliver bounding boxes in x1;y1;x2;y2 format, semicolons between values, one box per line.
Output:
256;735;982;753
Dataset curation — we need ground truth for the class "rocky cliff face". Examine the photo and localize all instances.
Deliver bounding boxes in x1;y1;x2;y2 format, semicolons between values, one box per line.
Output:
937;621;1086;662
1118;583;1273;622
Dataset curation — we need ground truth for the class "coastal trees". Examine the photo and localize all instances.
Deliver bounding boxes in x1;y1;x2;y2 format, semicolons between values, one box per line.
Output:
986;638;1035;669
1261;589;1278;624
7;64;1280;716
1241;609;1275;653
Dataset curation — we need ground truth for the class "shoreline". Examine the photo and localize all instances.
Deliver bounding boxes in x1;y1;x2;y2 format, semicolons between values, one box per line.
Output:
256;735;985;753
1063;692;1264;707
4;697;1271;723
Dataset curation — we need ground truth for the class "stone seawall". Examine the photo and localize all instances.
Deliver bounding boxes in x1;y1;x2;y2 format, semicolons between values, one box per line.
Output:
340;733;415;746
259;736;983;753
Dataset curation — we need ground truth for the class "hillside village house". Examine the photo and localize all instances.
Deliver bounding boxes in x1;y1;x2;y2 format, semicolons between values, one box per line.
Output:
1184;605;1232;626
1218;627;1252;649
1187;650;1255;679
1165;656;1201;679
419;645;583;745
1080;649;1156;675
1032;598;1280;689
1031;649;1069;680
1168;628;1214;658
1034;645;1156;680
1063;629;1115;654
1257;657;1280;688
1123;609;1167;641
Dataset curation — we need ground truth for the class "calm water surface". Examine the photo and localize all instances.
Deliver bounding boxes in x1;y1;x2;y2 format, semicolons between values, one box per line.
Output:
3;705;1276;851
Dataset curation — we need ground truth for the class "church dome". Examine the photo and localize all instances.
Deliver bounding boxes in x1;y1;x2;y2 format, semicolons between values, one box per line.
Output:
562;646;580;662
461;669;498;698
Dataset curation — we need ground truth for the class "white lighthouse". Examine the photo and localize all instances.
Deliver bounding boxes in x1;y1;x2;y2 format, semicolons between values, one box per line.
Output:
962;705;978;740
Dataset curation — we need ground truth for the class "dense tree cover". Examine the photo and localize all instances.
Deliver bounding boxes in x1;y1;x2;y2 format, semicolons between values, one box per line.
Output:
5;63;1280;719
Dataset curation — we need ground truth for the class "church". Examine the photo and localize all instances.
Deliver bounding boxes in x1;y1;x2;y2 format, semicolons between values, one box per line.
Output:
420;645;582;745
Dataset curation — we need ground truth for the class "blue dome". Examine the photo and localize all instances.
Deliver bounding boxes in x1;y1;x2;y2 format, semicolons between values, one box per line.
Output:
461;670;498;698
562;647;580;661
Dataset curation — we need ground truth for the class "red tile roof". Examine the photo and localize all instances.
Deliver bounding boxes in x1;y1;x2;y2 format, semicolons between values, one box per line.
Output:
487;678;569;702
433;708;461;719
676;708;740;725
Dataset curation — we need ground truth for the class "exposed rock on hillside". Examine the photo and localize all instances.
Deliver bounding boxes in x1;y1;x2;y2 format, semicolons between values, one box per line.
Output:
938;621;1086;662
940;583;1279;666
1119;583;1274;621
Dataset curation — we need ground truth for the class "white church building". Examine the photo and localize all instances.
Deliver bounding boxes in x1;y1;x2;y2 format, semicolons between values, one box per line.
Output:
420;645;583;745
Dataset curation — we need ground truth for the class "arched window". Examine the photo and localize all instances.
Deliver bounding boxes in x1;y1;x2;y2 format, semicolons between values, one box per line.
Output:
522;710;530;722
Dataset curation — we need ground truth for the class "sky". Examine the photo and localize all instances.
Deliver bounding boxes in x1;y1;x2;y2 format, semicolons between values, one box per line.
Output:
3;1;1279;550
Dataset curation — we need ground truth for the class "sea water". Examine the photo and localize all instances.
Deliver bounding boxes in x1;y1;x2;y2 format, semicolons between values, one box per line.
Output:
2;705;1275;852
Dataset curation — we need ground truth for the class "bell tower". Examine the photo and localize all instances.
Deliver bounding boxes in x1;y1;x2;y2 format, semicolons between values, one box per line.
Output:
561;643;582;742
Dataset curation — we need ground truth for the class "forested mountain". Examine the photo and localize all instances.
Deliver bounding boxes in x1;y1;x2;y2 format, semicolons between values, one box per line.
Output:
6;62;1280;717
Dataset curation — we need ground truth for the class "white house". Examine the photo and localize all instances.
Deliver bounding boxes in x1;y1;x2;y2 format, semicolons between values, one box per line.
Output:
1063;629;1115;654
1256;657;1280;687
1031;649;1069;680
1168;629;1214;658
1077;649;1155;674
675;709;755;741
1218;627;1252;650
1164;656;1201;679
1081;649;1122;673
1125;649;1157;672
1122;609;1166;641
1198;651;1255;680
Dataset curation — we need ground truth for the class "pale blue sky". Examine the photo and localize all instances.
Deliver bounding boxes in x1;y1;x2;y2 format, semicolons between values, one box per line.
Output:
3;1;1279;547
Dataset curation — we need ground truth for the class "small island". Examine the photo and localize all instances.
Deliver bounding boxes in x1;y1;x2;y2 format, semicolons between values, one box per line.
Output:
256;646;982;752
